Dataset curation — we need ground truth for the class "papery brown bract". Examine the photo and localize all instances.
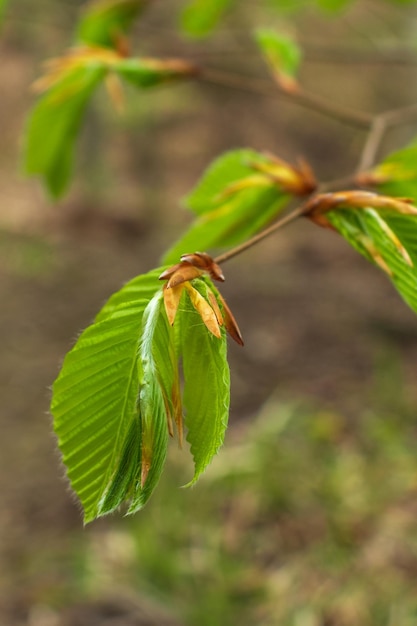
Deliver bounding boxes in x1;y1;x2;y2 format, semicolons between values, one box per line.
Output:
249;153;317;196
159;252;225;288
163;283;185;326
160;263;203;289
216;292;244;346
160;253;244;346
305;191;417;218
185;283;222;339
207;291;224;327
180;252;225;282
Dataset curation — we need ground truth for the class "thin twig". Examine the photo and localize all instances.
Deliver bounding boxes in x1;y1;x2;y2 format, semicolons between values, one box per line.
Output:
214;205;308;265
305;46;417;67
357;116;388;172
384;102;417;126
198;67;373;129
319;174;358;193
357;101;417;173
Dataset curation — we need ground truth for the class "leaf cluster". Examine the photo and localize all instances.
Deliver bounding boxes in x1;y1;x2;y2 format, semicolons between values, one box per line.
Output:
52;268;232;522
24;1;417;521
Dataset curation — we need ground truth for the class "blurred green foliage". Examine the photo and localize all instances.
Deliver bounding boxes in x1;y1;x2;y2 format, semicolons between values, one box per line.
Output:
180;0;417;37
48;382;417;624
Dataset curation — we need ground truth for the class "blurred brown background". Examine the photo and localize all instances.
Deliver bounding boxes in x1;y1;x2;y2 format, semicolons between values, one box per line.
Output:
2;1;417;624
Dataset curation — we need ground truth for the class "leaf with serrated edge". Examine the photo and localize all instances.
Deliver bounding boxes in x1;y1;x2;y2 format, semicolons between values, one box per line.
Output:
327;209;417;316
51;269;164;522
133;291;170;504
178;279;230;485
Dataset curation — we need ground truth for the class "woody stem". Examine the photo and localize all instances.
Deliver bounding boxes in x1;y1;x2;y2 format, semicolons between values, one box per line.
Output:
214;204;308;265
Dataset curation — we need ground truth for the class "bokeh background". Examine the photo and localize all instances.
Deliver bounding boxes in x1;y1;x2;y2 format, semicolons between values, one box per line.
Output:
2;1;417;624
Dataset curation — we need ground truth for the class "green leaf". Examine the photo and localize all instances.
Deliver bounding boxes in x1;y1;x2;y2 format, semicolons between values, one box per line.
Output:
127;290;170;513
328;208;417;315
77;0;147;48
114;57;197;88
255;29;302;90
163;187;288;264
51;269;166;522
24;65;106;198
0;0;8;23
371;141;417;203
264;0;307;13
178;279;230;484
180;0;236;37
163;149;293;263
185;149;271;216
315;0;352;11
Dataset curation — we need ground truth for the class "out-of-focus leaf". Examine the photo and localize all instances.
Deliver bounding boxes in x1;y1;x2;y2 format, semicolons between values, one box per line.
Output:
265;0;307;12
255;29;302;92
185;149;313;216
316;0;352;11
77;0;147;48
180;0;236;37
327;208;417;315
178;278;230;484
114;57;198;88
25;46;196;198
25;65;106;198
164;187;289;264
364;141;417;203
0;0;8;23
51;269;164;522
162;149;316;263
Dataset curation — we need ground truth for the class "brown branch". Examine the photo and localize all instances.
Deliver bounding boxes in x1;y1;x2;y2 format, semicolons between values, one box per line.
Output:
214;205;308;265
357;116;388;173
305;46;417;67
198;67;373;129
357;102;417;173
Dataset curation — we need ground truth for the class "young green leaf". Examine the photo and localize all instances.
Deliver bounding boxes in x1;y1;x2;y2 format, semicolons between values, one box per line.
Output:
315;0;352;11
127;290;171;512
363;140;417;202
76;0;147;49
163;149;315;264
0;0;8;23
25;46;195;198
178;278;230;485
25;65;106;198
163;187;289;264
51;269;166;522
255;29;302;92
184;149;313;216
180;0;236;38
327;208;417;315
113;57;198;88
